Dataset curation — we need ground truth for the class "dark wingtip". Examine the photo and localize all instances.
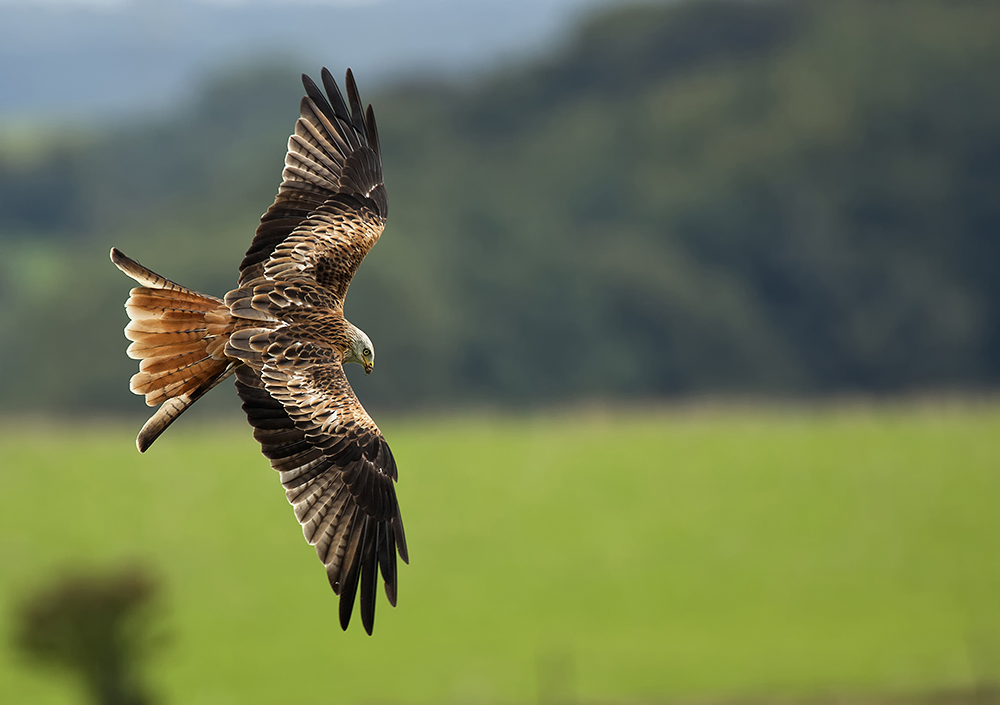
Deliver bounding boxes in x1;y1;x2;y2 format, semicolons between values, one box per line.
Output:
338;518;364;632
301;73;322;105
345;69;359;106
377;520;398;608
359;524;378;635
365;103;380;154
338;570;356;631
395;515;410;564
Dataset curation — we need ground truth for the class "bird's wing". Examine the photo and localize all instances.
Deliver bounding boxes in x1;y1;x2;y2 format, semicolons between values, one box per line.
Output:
234;354;407;635
239;67;387;303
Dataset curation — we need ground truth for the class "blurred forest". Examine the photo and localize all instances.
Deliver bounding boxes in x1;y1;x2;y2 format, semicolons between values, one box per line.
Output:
1;0;998;414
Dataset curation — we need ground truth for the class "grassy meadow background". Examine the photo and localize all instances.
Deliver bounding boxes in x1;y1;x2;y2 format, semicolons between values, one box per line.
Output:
2;403;999;704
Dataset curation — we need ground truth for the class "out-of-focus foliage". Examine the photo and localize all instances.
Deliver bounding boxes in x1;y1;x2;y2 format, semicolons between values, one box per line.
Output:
1;0;998;413
14;567;160;705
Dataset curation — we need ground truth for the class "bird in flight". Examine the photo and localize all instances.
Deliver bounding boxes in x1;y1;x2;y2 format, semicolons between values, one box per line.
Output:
111;68;406;635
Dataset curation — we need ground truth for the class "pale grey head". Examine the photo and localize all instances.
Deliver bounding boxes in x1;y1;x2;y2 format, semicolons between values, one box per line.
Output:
344;323;375;374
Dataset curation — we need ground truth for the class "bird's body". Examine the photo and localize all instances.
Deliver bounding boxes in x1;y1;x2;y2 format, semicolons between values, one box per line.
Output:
111;69;406;636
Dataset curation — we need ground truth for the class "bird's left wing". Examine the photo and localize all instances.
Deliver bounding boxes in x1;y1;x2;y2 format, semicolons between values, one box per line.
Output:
233;352;407;635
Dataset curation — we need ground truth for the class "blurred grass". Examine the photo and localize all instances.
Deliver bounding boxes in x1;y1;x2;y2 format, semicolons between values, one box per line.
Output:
1;402;999;705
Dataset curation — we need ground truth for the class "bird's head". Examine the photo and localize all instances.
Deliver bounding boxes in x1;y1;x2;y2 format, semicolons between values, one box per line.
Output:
345;325;375;374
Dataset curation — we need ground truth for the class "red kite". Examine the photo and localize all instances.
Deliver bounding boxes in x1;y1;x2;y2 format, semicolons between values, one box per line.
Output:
111;69;405;636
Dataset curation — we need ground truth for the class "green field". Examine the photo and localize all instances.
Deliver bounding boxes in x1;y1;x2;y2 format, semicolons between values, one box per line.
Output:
2;403;999;704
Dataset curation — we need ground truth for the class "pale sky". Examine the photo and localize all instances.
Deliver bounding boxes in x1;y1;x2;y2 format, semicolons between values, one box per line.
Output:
0;0;626;120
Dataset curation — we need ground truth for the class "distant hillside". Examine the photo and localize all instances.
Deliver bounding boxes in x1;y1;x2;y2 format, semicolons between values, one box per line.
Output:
1;0;998;414
0;0;613;121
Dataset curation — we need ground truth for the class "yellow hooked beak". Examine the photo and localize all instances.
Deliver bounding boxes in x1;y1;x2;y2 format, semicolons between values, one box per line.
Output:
364;362;373;375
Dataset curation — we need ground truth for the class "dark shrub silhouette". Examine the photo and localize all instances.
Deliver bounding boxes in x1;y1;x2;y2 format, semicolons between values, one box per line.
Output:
14;566;160;705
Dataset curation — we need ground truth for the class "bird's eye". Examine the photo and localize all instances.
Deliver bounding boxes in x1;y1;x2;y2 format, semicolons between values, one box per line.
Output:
363;348;371;357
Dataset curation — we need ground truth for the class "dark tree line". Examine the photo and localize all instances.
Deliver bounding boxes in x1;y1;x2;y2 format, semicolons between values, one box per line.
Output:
1;0;998;414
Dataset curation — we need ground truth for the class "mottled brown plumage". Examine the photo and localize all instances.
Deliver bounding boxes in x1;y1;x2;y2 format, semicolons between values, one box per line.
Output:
111;68;405;635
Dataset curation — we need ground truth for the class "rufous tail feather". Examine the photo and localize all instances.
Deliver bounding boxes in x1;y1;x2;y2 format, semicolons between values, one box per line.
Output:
110;247;236;451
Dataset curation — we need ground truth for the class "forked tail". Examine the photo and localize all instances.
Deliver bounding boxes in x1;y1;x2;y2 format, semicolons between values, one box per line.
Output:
110;248;236;451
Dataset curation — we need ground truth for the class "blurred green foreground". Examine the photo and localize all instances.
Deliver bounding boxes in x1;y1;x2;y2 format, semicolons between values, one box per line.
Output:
1;404;998;704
